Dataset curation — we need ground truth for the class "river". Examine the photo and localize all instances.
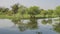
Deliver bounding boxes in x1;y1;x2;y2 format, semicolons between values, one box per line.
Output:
0;18;60;34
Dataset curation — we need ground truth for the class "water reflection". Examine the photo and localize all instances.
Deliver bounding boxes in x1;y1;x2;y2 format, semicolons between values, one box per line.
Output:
12;17;21;24
10;18;60;34
12;18;38;32
36;32;42;34
42;19;52;25
53;23;60;33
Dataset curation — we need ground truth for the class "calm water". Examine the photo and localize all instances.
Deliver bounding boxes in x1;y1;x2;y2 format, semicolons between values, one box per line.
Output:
0;18;60;34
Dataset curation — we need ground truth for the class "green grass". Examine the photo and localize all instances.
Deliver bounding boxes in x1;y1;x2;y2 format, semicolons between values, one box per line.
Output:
0;14;58;19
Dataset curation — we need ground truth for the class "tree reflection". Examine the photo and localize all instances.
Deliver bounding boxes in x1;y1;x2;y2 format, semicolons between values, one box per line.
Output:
47;19;52;24
12;17;38;32
53;23;60;33
41;19;47;24
12;17;21;24
18;24;27;32
42;19;52;25
26;17;38;29
36;32;42;34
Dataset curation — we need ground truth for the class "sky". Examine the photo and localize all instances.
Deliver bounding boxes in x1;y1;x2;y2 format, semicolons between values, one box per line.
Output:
0;0;60;10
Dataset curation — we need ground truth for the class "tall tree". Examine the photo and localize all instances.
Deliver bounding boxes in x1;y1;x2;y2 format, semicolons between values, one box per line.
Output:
18;5;27;18
11;3;19;14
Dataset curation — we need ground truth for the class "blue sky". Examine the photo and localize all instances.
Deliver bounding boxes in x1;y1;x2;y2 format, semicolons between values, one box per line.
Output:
0;0;60;9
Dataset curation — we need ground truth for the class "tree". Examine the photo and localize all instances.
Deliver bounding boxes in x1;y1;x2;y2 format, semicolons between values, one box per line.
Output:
0;8;3;14
6;10;13;16
40;9;47;18
47;9;54;18
28;6;40;18
55;6;60;22
0;7;9;15
18;5;27;18
11;3;19;14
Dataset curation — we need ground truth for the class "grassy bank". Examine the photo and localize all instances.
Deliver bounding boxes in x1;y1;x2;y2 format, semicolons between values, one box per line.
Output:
0;14;58;19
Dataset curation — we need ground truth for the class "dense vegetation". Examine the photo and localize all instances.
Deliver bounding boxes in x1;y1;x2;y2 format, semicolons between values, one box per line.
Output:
0;3;60;19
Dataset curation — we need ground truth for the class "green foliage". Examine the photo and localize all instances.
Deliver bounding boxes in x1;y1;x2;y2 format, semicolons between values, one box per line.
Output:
55;6;60;16
42;19;52;25
18;5;26;14
42;20;47;24
11;3;19;14
0;3;60;19
12;16;21;24
53;23;60;33
47;9;54;17
40;9;47;17
28;6;40;15
0;7;9;15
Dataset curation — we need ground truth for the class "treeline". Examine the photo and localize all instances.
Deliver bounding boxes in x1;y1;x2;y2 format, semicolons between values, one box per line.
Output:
0;3;60;19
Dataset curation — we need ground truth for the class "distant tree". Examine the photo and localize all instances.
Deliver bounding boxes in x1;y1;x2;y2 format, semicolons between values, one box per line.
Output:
0;7;9;14
6;10;13;16
0;8;2;12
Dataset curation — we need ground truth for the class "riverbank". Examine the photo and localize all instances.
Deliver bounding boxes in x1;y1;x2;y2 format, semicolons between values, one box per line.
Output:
0;14;58;19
